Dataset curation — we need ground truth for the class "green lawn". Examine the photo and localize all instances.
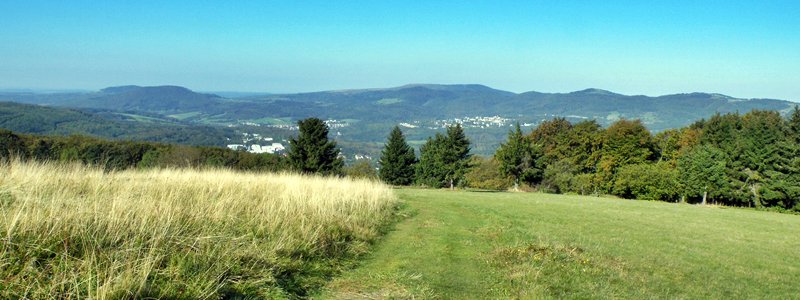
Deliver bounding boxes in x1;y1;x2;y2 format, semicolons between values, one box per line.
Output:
319;189;800;299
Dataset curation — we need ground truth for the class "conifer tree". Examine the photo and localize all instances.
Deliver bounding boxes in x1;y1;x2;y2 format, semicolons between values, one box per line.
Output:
415;124;472;189
789;106;800;143
678;145;729;205
444;124;472;189
379;126;417;185
287;117;343;175
495;122;542;190
416;133;448;188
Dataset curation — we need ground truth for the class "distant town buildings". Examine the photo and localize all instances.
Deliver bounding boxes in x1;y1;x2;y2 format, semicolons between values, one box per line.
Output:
433;115;511;128
227;135;285;154
354;154;372;160
226;144;247;151
247;143;286;154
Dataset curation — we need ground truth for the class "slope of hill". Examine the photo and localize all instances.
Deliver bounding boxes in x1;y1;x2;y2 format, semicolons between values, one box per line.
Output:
2;85;226;113
1;159;397;298
321;189;800;299
0;102;235;146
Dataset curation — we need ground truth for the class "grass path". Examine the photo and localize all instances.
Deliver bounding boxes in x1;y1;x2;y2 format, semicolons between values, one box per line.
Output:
319;188;800;299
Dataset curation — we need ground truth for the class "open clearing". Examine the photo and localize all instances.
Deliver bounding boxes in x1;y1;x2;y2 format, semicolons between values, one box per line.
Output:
321;189;800;299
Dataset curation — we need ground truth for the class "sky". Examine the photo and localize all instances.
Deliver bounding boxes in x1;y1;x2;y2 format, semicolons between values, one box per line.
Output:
1;1;799;100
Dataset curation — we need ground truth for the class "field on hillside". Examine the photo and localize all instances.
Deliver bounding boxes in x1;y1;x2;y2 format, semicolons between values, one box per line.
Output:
0;159;397;299
322;189;800;299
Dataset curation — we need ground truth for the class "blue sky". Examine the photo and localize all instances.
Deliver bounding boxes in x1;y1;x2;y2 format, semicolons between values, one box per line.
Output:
1;1;798;100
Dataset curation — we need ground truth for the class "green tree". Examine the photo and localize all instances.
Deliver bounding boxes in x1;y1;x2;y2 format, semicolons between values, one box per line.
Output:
700;113;742;156
415;124;472;189
444;124;472;189
0;129;25;159
612;163;680;201
559;120;602;172
541;159;579;194
287;118;343;175
654;129;682;164
464;156;513;190
678;145;730;205
378;126;417;185
596;119;654;192
789;106;800;143
495;122;542;190
530;117;572;165
737;110;799;207
416;133;449;188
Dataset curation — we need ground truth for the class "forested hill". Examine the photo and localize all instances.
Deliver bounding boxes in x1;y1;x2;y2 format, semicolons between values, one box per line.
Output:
0;101;234;146
1;84;794;131
247;85;794;130
1;85;224;112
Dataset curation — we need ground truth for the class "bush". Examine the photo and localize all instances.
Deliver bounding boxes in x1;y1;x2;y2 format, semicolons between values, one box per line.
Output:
573;173;597;196
465;156;513;190
612;163;680;201
542;160;579;194
346;160;378;180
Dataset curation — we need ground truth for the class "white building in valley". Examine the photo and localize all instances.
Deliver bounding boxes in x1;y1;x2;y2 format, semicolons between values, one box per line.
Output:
248;143;285;154
227;143;285;154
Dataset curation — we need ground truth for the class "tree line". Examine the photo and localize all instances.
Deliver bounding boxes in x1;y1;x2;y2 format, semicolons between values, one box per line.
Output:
378;108;800;212
0;117;347;175
0;129;289;172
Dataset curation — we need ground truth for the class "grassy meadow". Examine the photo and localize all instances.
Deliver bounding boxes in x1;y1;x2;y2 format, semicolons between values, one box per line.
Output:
322;189;800;299
0;159;397;299
4;159;800;299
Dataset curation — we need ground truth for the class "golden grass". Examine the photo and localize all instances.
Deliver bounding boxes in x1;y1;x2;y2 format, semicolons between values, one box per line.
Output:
0;159;397;299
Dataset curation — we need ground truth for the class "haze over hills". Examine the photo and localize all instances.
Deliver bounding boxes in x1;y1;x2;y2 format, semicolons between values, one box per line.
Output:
0;84;796;156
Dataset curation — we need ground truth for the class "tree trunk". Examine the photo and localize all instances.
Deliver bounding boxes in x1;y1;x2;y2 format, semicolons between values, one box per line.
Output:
449;179;454;190
513;178;519;191
702;191;707;205
750;184;760;208
681;195;686;203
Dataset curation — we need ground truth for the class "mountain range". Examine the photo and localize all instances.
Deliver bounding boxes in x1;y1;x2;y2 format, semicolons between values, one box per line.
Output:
1;84;796;156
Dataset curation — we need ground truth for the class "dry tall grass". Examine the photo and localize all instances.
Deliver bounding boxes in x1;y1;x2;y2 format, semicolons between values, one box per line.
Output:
0;159;397;298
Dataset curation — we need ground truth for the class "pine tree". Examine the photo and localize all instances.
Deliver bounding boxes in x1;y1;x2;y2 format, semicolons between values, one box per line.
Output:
789;106;800;143
416;134;447;188
495;122;541;190
378;126;417;185
444;124;471;189
678;145;729;205
415;124;472;189
287;118;343;175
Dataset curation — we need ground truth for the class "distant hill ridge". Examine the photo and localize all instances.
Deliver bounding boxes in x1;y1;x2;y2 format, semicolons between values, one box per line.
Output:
0;84;795;133
101;85;221;98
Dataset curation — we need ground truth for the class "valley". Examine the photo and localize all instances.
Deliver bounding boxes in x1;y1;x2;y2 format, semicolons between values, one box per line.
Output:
1;84;794;159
